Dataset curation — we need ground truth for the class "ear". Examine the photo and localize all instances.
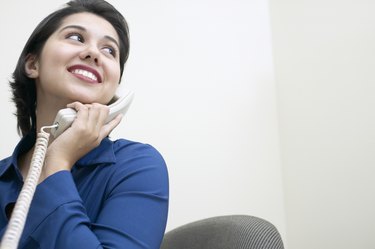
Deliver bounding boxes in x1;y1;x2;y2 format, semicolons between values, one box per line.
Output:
24;54;39;78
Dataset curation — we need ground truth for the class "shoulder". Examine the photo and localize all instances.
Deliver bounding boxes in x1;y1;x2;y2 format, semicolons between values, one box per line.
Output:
113;139;165;159
0;156;12;165
108;138;169;193
0;156;13;175
112;138;167;169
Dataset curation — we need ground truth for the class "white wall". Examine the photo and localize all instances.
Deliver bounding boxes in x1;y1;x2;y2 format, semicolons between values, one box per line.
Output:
270;1;375;248
0;0;286;242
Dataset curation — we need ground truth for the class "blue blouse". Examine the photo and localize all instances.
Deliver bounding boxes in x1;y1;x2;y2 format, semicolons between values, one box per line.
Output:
0;132;169;249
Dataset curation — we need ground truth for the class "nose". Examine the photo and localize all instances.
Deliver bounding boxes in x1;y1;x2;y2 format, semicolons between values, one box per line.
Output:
80;44;101;65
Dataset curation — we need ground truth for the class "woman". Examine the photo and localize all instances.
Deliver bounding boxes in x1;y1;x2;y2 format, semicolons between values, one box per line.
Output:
0;0;169;248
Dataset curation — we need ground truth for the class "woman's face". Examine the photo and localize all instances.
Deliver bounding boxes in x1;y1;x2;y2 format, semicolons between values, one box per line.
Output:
31;12;121;106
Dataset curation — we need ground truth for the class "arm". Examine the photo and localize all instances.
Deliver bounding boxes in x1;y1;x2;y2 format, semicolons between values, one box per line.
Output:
38;102;121;183
92;144;169;248
18;103;168;248
22;144;169;249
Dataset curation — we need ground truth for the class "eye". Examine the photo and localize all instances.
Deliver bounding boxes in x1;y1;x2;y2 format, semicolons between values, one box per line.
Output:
102;46;117;57
66;33;84;43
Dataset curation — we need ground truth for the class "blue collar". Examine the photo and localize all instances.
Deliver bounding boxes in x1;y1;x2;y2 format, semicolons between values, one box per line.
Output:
0;132;116;178
76;137;116;167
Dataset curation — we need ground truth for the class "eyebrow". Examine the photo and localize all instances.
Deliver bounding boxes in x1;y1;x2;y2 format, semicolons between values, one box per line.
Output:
59;25;120;49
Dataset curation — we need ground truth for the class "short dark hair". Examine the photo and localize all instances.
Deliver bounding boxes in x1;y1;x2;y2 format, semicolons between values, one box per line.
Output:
10;0;130;137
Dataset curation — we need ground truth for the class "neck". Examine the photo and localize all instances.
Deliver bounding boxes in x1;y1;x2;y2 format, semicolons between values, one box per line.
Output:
19;94;70;179
35;95;71;135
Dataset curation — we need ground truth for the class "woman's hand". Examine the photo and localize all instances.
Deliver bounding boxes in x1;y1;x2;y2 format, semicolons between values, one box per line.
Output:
39;102;123;183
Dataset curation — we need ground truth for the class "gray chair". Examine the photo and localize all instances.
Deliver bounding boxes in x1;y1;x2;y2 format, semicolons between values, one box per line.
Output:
161;215;284;249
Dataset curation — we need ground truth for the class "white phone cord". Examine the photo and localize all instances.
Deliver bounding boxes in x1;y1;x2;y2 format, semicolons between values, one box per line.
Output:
0;125;57;249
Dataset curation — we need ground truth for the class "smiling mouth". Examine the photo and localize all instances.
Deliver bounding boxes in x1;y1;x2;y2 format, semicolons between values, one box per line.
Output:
71;69;98;82
68;65;102;83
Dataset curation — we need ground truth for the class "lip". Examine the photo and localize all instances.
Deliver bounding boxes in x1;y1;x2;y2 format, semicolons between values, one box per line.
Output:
67;64;102;83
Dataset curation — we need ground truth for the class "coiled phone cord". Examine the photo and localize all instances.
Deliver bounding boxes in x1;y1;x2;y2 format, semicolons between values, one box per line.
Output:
0;124;58;249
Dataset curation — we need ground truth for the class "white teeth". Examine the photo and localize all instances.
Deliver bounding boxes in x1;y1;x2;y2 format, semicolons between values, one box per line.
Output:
71;69;98;81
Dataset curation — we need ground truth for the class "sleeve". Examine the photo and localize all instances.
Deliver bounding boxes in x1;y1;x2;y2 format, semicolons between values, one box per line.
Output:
19;144;169;249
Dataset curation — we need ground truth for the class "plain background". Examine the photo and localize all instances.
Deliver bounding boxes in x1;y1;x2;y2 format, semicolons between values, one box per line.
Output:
271;0;375;248
0;1;374;249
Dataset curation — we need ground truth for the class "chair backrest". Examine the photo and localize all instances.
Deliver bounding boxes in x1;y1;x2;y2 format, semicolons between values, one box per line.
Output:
161;215;284;249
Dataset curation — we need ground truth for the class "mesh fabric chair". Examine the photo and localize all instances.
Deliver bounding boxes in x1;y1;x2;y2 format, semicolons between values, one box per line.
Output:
161;215;284;249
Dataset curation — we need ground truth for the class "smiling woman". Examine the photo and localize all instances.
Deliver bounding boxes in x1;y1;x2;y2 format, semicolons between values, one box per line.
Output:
0;1;169;249
31;12;121;107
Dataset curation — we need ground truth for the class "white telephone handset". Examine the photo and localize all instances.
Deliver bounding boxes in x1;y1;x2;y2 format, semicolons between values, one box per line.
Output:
50;89;134;137
0;89;134;249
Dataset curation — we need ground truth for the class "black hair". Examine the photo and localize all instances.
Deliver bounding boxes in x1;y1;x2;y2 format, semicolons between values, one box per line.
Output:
10;0;130;137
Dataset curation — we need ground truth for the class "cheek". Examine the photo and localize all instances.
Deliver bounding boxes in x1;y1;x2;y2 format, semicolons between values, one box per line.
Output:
41;39;77;62
108;63;121;83
38;48;69;72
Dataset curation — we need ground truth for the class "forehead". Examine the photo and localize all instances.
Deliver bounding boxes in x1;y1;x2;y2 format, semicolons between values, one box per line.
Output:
58;12;119;43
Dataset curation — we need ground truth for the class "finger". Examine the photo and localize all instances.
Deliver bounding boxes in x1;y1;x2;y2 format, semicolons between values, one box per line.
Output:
66;101;87;110
66;102;90;116
87;103;110;129
99;113;123;139
66;102;90;126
